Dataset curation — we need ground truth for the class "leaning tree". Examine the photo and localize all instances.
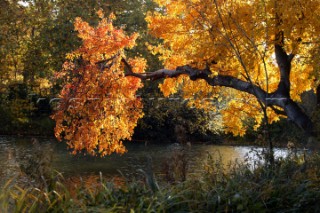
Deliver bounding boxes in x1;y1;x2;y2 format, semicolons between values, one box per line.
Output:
53;0;320;156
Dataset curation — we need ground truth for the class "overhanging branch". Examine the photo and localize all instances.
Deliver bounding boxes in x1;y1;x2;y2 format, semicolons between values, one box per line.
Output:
97;57;315;137
122;58;185;80
122;58;275;107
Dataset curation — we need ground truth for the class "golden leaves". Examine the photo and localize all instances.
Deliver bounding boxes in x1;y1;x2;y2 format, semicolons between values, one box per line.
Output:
290;64;315;102
127;57;147;74
96;9;104;19
147;0;319;136
73;14;139;64
159;78;178;97
52;11;144;156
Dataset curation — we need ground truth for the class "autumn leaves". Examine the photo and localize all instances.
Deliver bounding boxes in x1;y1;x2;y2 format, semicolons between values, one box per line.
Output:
53;0;320;155
52;11;145;156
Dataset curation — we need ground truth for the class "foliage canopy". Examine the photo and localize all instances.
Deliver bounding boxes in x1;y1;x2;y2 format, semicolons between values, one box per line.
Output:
52;13;145;155
53;0;320;155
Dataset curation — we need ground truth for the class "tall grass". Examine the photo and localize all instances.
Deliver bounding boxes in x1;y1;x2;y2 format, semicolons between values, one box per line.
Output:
1;152;320;212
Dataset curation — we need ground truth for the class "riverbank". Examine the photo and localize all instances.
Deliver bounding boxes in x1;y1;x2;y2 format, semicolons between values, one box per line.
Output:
0;116;55;137
0;111;313;149
1;152;320;212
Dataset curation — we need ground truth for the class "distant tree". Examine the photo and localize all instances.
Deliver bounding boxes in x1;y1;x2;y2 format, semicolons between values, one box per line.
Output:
0;0;28;82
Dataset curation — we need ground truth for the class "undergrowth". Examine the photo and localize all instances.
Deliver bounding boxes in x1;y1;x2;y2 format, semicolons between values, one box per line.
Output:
1;152;320;212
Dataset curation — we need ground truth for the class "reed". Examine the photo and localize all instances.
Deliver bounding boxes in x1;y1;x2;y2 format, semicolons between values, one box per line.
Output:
1;152;320;212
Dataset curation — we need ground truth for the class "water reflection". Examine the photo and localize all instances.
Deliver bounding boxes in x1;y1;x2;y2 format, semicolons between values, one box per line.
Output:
0;136;289;187
0;138;20;181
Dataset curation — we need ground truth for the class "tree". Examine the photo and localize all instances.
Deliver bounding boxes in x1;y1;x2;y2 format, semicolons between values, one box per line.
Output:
53;0;320;155
0;0;29;82
52;12;145;155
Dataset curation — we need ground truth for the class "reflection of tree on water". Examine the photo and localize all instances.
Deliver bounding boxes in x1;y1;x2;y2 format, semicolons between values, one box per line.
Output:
0;137;290;191
17;138;54;188
162;143;189;183
0;146;20;183
0;137;56;189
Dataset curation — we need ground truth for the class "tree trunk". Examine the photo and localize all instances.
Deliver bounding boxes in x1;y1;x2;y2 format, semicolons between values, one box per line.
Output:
317;85;320;107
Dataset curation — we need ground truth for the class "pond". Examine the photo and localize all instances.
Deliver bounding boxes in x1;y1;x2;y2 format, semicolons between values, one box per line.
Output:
0;136;289;187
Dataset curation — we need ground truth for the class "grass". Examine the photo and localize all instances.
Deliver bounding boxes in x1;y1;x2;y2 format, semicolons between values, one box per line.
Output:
1;151;320;212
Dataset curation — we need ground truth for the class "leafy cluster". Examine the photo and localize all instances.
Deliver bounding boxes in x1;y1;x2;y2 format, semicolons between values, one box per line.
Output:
52;13;146;156
146;0;319;136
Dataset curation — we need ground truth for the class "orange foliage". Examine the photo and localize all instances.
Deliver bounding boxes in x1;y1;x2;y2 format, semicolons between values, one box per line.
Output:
52;12;145;156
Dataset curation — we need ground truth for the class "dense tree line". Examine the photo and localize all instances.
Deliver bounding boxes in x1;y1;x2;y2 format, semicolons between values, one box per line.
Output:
0;0;218;140
0;0;319;150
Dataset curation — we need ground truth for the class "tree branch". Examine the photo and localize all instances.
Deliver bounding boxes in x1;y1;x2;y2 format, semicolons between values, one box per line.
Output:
122;58;207;81
275;43;292;97
122;58;270;105
121;57;313;137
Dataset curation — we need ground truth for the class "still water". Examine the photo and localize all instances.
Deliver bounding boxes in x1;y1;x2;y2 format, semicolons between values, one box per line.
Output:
0;136;289;186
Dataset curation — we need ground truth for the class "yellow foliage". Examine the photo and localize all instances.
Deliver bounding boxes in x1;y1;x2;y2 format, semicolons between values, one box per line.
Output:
147;0;320;136
54;0;320;151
